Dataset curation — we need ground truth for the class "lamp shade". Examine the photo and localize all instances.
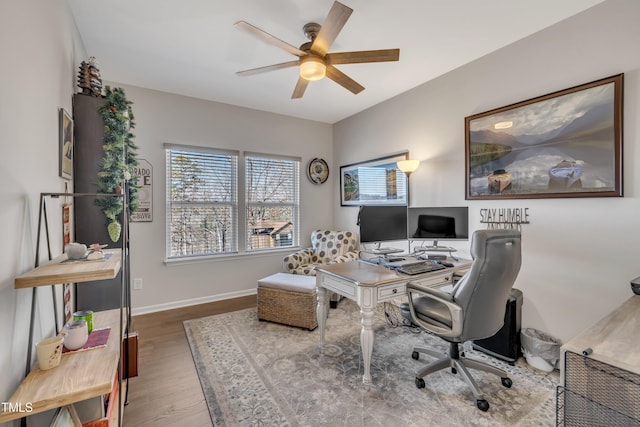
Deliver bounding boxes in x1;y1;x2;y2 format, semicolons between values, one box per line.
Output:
299;55;326;81
397;159;420;174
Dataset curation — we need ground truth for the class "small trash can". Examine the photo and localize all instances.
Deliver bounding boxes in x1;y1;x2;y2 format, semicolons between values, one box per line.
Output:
521;328;560;372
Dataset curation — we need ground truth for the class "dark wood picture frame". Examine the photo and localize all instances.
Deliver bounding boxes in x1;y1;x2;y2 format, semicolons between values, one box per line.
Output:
340;152;408;206
59;108;74;180
465;74;623;200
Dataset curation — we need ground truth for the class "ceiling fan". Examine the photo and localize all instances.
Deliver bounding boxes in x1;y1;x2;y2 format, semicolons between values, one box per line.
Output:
234;1;400;99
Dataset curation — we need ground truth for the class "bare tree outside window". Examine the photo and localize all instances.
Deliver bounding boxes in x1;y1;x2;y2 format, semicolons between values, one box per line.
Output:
167;149;237;257
246;155;299;251
166;147;299;259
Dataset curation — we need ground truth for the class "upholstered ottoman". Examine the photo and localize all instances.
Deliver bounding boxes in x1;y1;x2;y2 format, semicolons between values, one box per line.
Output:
257;273;317;330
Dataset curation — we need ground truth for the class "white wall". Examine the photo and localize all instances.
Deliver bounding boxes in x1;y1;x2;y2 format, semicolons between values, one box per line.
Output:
113;84;334;313
333;0;640;343
0;1;87;425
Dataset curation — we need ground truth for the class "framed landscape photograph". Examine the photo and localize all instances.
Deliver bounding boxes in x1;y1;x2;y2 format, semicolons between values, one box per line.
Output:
59;108;74;180
465;74;623;200
340;152;408;206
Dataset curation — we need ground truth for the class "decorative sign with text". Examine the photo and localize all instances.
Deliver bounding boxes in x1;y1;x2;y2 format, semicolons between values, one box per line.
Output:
131;159;153;222
479;208;530;231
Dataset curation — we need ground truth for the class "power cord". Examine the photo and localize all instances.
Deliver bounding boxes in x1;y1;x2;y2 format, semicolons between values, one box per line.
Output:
383;302;421;332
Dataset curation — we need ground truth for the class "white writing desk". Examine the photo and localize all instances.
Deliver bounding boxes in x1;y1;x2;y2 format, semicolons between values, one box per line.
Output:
315;258;472;384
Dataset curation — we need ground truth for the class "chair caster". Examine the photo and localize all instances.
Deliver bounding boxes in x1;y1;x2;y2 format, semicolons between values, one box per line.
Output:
411;351;420;360
501;377;512;388
477;399;490;412
415;377;426;389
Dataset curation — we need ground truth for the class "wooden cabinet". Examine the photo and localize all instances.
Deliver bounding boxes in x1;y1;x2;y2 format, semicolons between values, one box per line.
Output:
557;296;640;425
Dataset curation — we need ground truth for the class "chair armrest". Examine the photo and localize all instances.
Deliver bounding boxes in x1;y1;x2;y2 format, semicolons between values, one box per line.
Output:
283;248;315;272
328;250;360;264
406;282;463;338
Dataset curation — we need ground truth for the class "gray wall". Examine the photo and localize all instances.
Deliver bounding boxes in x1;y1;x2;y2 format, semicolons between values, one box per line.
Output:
117;84;333;313
0;1;87;425
333;0;640;343
0;1;334;424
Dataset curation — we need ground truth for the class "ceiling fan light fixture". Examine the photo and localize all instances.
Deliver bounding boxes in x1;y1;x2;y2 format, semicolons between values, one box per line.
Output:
299;55;326;81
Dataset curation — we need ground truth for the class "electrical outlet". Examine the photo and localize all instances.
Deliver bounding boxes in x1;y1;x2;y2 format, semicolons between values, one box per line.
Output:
133;278;143;290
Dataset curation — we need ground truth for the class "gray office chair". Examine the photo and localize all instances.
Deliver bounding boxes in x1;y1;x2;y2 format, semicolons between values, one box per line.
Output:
407;229;521;411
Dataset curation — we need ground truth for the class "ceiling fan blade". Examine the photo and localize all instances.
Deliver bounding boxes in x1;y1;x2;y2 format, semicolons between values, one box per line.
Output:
234;21;306;57
292;77;309;99
310;1;353;56
236;61;299;76
326;49;400;65
325;65;364;95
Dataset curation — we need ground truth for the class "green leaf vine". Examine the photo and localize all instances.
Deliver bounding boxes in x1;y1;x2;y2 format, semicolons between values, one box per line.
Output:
94;86;140;242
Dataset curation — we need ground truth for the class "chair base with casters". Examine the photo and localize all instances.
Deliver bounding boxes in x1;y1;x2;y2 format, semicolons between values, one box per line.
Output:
412;341;512;412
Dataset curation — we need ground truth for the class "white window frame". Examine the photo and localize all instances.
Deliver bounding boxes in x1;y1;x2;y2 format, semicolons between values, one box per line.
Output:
165;144;300;261
244;152;300;253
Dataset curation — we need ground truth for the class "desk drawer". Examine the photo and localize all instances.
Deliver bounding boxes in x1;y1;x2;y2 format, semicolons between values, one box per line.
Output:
378;283;405;300
321;275;357;299
410;272;452;289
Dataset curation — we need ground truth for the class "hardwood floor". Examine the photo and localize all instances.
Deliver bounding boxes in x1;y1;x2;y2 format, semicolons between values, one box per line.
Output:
123;295;256;426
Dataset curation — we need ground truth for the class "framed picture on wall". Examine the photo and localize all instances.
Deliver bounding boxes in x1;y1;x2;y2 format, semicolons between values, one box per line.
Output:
59;108;74;180
465;74;623;199
339;152;408;206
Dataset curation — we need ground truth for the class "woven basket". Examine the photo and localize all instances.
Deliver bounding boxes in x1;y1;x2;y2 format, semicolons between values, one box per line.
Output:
257;286;317;330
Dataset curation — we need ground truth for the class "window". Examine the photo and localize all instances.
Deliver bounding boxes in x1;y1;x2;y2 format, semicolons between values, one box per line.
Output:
166;145;299;259
245;153;299;252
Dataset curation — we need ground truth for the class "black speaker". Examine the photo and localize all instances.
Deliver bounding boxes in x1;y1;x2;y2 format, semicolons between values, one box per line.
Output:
472;288;523;364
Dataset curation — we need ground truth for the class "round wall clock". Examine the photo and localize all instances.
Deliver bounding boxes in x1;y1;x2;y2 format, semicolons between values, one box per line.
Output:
307;158;329;184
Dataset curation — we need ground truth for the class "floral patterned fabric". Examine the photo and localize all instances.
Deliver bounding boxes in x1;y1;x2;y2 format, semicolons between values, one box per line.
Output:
283;230;359;276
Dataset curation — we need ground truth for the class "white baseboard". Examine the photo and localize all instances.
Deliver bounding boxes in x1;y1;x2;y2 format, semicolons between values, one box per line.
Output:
131;288;257;316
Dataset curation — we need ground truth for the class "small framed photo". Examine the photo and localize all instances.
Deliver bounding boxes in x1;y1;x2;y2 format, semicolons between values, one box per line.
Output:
59;108;73;180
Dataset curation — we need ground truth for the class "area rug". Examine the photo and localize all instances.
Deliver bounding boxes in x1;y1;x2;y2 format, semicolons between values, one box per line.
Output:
184;300;558;426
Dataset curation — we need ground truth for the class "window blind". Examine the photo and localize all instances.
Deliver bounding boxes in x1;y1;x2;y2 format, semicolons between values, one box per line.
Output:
166;147;238;258
245;154;299;251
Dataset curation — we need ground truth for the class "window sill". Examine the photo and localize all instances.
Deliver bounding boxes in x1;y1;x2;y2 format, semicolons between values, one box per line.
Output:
164;247;301;266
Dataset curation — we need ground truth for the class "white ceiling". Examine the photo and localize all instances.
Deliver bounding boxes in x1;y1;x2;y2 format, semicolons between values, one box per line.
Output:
67;0;604;124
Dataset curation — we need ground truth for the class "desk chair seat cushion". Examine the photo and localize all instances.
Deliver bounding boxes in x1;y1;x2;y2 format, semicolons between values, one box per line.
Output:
412;295;453;330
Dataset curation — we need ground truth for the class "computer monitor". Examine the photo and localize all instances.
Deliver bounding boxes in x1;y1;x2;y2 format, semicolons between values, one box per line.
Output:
407;206;469;248
358;205;408;244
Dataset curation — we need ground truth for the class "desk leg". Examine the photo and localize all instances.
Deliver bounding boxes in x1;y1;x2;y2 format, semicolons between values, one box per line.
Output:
316;285;329;347
360;305;375;385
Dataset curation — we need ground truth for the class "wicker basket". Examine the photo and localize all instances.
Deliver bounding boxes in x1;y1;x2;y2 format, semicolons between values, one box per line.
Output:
257;286;317;330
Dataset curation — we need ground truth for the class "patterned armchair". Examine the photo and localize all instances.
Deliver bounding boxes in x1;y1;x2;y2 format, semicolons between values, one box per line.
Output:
284;230;359;276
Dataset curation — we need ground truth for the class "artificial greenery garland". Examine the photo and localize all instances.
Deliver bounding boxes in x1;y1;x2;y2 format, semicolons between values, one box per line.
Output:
94;86;140;242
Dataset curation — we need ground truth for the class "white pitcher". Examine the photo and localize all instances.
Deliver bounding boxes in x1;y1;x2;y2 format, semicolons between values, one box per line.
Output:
62;319;89;350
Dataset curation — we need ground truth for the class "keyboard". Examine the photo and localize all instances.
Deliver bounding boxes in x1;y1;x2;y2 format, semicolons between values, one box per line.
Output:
396;261;446;275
